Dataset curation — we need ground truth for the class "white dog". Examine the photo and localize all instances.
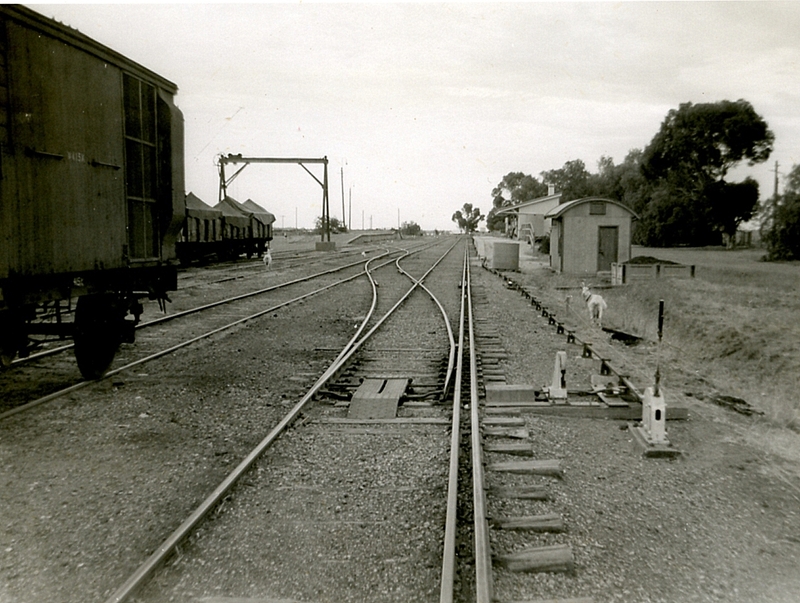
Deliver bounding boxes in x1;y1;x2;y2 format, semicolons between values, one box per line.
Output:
263;248;273;270
581;282;607;327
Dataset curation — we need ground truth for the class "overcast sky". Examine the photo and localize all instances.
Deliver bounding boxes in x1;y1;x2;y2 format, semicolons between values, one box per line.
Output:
30;2;800;232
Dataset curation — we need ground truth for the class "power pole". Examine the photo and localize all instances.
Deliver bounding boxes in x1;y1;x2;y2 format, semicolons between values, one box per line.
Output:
774;161;780;198
341;166;346;227
771;160;780;243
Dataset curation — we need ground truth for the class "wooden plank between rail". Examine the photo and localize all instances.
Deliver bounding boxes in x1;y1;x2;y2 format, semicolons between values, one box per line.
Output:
484;441;534;456
483;427;530;439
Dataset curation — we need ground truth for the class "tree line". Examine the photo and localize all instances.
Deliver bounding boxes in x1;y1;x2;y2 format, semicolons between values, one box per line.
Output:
468;98;798;260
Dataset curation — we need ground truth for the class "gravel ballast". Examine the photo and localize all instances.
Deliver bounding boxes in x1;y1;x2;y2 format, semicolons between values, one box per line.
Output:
2;239;799;603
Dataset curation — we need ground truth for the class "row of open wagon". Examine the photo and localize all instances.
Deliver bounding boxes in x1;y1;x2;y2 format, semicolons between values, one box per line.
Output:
179;193;275;264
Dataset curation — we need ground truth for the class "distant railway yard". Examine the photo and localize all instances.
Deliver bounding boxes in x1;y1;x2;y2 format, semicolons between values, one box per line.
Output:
2;236;799;603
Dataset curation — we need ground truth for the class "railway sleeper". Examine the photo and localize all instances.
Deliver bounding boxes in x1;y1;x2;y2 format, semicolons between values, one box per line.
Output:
487;458;564;478
493;543;575;574
490;513;566;533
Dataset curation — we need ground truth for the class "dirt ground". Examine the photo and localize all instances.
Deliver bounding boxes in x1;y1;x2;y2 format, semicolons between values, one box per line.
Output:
3;236;798;603
476;239;800;602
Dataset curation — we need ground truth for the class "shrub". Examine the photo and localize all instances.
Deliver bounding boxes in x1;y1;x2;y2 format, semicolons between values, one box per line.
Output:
538;235;550;254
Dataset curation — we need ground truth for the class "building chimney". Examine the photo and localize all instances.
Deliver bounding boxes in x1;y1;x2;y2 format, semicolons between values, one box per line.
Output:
548;183;555;196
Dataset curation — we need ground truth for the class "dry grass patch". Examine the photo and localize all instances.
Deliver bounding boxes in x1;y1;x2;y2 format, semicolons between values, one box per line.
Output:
525;246;800;430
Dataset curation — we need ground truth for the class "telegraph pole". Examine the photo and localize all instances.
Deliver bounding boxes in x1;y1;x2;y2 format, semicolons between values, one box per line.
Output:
341;166;346;227
774;160;780;198
772;160;780;241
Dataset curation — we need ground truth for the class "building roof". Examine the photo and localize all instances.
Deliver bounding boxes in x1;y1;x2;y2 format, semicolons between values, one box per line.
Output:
185;192;222;221
213;196;251;229
495;193;562;216
544;197;639;220
242;199;276;226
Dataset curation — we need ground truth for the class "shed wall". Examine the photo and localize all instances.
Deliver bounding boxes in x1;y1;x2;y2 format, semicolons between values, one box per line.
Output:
550;202;634;274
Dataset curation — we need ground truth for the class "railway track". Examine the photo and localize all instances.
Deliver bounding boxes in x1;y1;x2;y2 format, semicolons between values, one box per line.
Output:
0;243;432;417
102;239;595;602
1;244;395;375
106;236;467;603
2;236;670;603
0;236;464;603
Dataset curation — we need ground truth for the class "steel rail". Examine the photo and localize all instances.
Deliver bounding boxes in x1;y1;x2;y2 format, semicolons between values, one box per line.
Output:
325;236;451;366
330;237;459;368
7;251;396;367
324;237;460;385
395;238;461;400
469;246;494;602
328;254;385;368
439;245;469;603
103;238;460;603
177;245;382;281
0;253;406;422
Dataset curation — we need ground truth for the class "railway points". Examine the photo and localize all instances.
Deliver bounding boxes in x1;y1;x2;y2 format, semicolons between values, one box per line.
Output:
3;236;800;603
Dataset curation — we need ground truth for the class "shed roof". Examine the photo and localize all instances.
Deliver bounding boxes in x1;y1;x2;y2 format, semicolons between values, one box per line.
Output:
544;197;639;220
213;196;251;229
243;199;276;226
185;192;222;221
495;193;562;216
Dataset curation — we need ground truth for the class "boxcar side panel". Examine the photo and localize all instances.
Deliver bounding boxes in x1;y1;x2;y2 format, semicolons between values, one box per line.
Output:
0;15;14;284
5;20;126;277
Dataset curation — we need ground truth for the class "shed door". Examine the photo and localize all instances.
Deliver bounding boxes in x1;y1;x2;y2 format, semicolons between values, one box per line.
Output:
598;226;618;272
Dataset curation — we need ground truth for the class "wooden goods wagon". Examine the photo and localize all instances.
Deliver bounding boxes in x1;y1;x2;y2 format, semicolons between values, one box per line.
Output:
0;5;185;378
215;196;274;259
242;198;276;247
177;192;223;265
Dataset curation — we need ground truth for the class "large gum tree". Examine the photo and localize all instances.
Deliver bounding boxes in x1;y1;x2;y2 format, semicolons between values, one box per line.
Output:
638;99;774;246
452;203;484;233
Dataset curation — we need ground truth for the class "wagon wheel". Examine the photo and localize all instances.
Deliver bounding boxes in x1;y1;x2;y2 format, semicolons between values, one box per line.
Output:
0;346;14;370
0;310;25;369
73;294;123;380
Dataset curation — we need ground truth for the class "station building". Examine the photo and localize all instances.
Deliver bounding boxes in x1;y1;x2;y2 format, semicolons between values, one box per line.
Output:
493;191;562;244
